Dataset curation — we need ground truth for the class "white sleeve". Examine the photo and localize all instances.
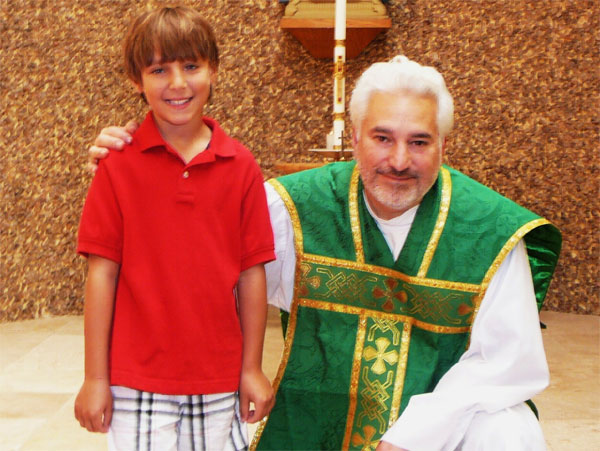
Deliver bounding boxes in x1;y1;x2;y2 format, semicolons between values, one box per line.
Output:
380;240;549;451
264;182;296;313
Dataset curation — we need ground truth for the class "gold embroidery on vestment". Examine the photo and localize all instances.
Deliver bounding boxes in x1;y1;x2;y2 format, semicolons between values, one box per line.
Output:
479;218;552;297
389;322;411;427
373;279;408;313
251;182;306;450
298;262;321;296
303;253;481;293
261;173;546;449
349;166;365;264
418;167;452;277
364;337;399;375
315;266;378;303
357;367;394;434
368;318;402;345
299;298;471;334
466;218;552;344
343;315;368;450
351;424;378;450
249;287;301;450
404;288;471;324
267;178;304;257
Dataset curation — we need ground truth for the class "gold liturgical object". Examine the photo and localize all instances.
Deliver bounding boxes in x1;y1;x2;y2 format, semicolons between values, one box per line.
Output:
276;0;390;174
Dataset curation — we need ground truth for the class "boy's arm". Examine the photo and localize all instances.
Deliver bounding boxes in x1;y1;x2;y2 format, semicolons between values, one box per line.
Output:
74;255;119;433
236;263;275;423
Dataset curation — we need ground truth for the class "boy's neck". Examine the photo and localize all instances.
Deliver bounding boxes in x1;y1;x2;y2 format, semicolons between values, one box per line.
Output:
154;113;212;164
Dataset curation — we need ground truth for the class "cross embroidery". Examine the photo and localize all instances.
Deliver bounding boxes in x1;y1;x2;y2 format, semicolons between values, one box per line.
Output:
351;425;378;451
372;278;408;312
363;337;399;375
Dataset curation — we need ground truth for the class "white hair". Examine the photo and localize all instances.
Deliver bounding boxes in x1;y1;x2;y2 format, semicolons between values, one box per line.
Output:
349;55;454;139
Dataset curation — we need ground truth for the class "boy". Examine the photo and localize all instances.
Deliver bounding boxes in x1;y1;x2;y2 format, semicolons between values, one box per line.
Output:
74;6;275;450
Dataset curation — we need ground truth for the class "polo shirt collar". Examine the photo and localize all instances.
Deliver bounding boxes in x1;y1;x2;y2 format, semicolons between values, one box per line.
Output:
135;111;237;158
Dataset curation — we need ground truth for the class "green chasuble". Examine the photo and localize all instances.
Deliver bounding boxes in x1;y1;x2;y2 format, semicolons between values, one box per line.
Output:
252;162;561;451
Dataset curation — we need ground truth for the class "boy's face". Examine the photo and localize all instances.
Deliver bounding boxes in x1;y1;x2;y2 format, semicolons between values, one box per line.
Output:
135;53;216;132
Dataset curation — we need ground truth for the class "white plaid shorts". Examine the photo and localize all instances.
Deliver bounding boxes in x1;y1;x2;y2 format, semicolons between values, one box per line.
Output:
108;386;248;451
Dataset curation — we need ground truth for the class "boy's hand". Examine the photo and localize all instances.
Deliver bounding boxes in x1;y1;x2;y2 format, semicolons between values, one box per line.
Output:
239;368;275;424
88;120;139;174
74;379;113;433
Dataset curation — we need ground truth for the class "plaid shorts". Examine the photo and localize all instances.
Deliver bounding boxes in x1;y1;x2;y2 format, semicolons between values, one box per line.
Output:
108;386;248;451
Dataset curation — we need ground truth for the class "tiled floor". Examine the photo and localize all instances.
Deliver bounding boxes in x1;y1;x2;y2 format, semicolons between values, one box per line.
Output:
1;308;598;450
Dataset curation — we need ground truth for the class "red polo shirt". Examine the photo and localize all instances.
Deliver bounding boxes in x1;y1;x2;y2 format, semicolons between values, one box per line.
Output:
78;112;275;394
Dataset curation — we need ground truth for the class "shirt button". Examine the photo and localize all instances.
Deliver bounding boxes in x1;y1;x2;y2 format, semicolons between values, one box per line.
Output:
182;171;189;179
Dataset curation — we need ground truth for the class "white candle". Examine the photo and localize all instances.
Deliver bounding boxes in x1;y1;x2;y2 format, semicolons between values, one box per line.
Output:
335;0;346;40
333;0;346;152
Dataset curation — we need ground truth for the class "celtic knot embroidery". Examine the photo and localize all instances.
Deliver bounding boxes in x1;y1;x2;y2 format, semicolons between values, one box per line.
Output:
367;319;402;346
356;367;394;434
315;267;377;306
407;291;471;325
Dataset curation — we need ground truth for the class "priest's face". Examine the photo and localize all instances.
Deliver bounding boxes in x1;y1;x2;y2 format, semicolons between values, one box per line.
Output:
353;90;444;220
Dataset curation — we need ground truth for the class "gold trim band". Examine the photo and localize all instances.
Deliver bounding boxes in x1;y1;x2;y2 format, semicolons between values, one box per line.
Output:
299;298;472;334
349;165;365;263
303;253;481;293
474;218;552;312
418;167;452;277
342;315;368;449
388;322;412;427
267;178;304;257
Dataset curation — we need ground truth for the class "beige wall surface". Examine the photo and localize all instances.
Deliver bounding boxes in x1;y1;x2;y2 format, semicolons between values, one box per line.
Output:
2;0;598;320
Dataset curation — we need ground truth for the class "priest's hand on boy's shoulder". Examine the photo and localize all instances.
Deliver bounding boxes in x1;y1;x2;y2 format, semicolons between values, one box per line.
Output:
87;120;139;173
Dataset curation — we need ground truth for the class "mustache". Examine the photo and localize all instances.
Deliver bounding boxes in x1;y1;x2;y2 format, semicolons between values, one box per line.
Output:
376;167;417;178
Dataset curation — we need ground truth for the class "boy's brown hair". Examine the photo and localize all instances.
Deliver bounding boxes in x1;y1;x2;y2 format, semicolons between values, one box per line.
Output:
123;5;219;85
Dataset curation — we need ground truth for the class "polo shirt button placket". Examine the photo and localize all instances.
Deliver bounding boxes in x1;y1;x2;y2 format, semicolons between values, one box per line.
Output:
176;168;195;204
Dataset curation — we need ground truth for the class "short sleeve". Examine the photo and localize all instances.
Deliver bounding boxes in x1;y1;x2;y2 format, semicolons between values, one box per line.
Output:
239;166;275;271
77;163;123;263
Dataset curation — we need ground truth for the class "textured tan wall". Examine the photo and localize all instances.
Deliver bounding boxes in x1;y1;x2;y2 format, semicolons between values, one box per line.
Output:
2;0;598;320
